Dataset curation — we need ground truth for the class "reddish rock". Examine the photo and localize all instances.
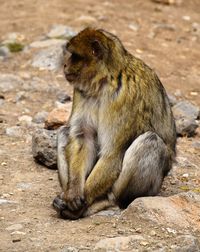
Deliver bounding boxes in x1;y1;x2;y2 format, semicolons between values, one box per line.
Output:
45;105;71;130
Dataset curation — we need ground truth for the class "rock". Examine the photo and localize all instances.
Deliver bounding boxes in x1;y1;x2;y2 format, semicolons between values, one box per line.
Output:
6;126;28;138
175;117;198;137
30;39;66;48
0;46;10;57
191;141;200;149
2;32;25;44
18;115;33;126
94;235;145;251
47;25;76;39
32;128;57;169
6;224;23;231
0;199;17;205
128;23;140;32
121;192;200;230
172;101;200;136
16;182;32;190
171;235;200;252
57;91;71;103
33;111;49;124
167;93;177;106
45;106;71;130
31;45;64;71
15;91;26;103
0;74;24;92
173;101;200;120
61;247;78;252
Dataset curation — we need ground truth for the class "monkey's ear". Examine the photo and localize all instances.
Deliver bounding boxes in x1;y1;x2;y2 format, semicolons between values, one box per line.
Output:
91;40;103;59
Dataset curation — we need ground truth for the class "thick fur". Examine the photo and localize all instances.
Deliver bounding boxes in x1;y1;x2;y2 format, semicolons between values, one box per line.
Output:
53;28;176;219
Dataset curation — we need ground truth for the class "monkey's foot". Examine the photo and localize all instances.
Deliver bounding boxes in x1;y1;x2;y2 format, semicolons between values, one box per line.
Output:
53;195;86;220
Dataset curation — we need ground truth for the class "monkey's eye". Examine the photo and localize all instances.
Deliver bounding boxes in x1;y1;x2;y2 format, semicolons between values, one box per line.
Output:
71;53;83;63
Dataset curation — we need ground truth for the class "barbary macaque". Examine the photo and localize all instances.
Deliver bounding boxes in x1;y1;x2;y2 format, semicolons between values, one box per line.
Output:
53;28;176;219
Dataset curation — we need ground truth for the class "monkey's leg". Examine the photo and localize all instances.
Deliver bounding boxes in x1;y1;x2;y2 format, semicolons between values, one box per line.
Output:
111;131;170;208
57;125;70;191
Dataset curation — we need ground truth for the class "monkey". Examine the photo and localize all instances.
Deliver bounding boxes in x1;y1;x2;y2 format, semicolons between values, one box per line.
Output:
53;27;176;220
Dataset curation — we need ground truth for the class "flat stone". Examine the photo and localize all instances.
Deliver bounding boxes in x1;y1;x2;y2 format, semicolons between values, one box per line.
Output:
6;224;23;231
0;199;17;205
121;192;200;230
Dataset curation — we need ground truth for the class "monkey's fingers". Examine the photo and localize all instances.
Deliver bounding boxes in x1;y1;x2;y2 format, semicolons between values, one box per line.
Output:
66;196;86;212
53;195;68;212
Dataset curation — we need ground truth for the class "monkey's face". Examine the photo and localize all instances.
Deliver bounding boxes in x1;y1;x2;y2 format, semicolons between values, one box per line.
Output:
63;28;110;92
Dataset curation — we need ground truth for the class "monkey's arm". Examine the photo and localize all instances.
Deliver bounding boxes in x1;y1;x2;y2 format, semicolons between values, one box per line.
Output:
84;152;122;205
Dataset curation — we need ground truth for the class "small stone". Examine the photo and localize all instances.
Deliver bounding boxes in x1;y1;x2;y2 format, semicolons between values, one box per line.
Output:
6;126;27;138
166;227;176;234
167;93;178;106
33;111;49;124
182;173;189;178
15;91;26;103
182;16;191;21
18;115;32;126
45;106;71;130
190;91;198;96
16;183;32;190
0;46;10;57
1;162;7;166
173;100;200;120
0;199;17;205
191;141;200;149
31;45;64;71
128;23;140;32
150;230;156;236
140;241;149;246
57;91;71;103
6;224;23;231
2;32;25;44
32;128;57;169
175;117;198;137
47;25;76;39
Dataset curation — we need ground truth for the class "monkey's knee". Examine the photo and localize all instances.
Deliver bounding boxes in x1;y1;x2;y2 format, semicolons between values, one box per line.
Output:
112;131;170;207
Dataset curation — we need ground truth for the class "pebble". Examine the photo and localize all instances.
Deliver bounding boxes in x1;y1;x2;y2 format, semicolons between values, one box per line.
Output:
33;111;49;124
0;199;17;205
173;100;200;120
0;46;10;57
18;115;33;125
6;126;27;138
128;23;140;32
57;91;71;103
6;224;23;231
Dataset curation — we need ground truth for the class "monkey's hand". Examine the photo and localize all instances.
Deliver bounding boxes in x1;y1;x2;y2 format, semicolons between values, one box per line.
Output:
53;194;86;220
63;188;87;212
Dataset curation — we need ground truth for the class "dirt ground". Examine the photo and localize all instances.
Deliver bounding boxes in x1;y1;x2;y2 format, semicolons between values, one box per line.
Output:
0;0;200;251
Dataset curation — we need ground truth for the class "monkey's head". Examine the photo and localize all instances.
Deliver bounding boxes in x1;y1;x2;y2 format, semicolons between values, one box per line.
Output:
63;28;126;94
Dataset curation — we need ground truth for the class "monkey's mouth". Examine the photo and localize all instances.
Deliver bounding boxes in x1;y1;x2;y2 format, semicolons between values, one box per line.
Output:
64;72;78;82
